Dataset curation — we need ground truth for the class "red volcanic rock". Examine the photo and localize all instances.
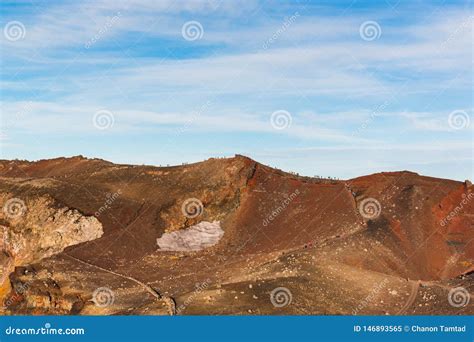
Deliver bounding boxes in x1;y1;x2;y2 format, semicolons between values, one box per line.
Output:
0;155;472;315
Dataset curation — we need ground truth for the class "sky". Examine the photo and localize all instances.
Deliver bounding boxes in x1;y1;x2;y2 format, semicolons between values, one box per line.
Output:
0;0;472;180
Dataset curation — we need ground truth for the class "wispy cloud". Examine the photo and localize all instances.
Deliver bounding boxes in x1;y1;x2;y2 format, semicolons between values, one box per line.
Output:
0;1;471;180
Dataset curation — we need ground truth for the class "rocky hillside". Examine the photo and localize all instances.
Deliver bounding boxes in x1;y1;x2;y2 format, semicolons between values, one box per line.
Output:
0;155;472;315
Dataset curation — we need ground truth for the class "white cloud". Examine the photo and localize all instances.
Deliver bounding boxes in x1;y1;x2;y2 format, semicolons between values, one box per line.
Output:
1;2;471;180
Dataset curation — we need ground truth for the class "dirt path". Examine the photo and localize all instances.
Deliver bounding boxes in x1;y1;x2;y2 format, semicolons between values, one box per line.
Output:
397;280;420;314
64;254;176;315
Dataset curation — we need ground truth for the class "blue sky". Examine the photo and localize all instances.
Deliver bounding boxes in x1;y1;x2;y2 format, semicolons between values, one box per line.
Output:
0;0;472;180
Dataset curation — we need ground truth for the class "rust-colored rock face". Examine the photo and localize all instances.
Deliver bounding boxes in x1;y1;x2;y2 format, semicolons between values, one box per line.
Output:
0;156;472;315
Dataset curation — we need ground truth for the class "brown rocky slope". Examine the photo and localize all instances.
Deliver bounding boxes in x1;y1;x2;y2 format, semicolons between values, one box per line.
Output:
0;155;472;315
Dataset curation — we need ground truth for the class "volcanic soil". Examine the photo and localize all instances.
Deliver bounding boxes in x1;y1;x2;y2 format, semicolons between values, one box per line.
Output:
0;155;472;315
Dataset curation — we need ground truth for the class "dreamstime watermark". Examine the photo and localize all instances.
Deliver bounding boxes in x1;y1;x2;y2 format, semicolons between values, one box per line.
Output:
3;281;30;309
175;100;213;135
270;110;292;130
439;15;473;52
262;12;300;49
352;100;392;136
2;198;27;219
176;278;211;314
448;287;470;308
181;198;204;218
181;21;204;41
84;11;122;49
93;110;115;130
5;323;85;336
359;21;382;41
95;190;122;217
448;110;470;130
0;101;34;141
440;191;474;227
6;101;33;127
263;189;300;226
358;197;381;220
92;287;115;307
3;21;26;41
207;0;222;10
270;287;292;307
352;278;389;314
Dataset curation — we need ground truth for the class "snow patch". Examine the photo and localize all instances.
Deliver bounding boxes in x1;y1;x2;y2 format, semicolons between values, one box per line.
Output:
156;221;224;251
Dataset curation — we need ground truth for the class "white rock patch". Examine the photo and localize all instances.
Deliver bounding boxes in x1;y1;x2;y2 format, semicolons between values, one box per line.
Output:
157;221;224;252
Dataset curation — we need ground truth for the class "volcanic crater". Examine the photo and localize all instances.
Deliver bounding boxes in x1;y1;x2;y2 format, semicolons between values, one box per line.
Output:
0;155;472;315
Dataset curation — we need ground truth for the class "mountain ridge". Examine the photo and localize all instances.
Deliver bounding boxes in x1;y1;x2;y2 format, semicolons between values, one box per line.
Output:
1;154;468;184
0;155;472;315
